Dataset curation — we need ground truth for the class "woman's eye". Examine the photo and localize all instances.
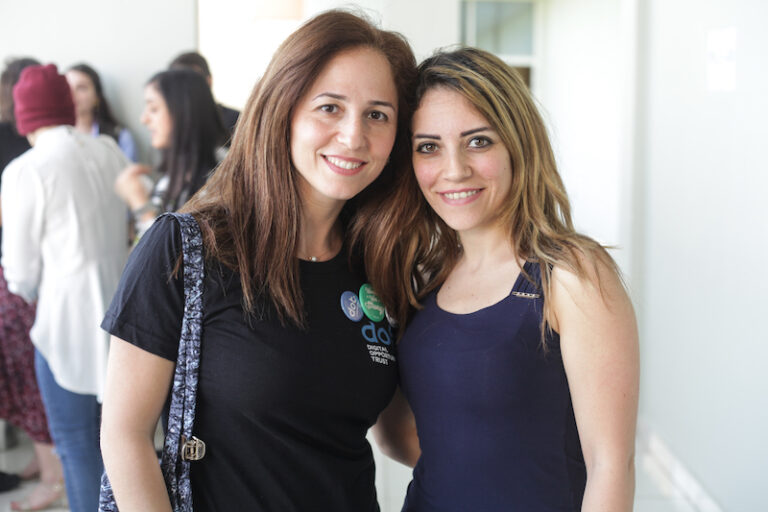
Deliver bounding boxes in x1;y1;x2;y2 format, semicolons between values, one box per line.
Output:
368;111;388;122
319;104;339;113
468;136;491;148
415;142;438;154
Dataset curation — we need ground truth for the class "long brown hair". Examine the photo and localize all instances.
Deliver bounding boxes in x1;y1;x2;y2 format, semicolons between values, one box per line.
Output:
182;10;416;326
355;47;619;337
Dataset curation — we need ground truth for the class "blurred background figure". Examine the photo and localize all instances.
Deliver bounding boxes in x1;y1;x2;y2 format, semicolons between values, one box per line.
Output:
169;51;240;136
0;56;66;512
65;63;136;161
115;68;227;240
1;64;129;512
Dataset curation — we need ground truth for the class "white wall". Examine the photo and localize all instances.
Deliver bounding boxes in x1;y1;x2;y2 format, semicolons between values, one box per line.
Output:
636;0;768;509
198;0;302;112
0;0;198;164
201;0;462;111
537;0;633;271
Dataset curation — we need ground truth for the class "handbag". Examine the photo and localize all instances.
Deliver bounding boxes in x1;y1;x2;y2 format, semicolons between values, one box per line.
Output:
99;212;206;512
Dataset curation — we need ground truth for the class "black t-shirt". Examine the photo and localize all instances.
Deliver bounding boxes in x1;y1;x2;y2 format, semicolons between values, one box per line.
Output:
102;216;398;511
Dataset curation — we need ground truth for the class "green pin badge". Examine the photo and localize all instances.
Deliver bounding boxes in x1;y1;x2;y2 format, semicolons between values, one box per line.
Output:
359;283;385;322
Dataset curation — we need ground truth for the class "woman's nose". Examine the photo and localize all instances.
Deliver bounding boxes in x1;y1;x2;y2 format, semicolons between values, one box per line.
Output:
336;115;365;150
442;150;471;181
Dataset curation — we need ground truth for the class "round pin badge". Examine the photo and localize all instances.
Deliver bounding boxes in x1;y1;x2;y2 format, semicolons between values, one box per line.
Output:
359;283;385;322
340;291;364;322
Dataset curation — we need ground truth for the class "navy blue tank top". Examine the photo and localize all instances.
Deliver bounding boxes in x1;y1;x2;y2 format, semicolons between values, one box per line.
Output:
399;262;586;511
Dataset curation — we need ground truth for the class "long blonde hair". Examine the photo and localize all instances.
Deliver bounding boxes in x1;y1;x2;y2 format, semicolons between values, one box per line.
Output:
353;47;619;339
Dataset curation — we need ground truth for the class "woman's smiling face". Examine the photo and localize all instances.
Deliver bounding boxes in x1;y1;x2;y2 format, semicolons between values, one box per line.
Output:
412;87;513;236
289;46;398;207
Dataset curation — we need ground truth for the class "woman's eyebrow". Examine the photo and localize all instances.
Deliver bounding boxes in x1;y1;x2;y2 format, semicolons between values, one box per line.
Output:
413;126;490;139
370;100;395;110
311;92;395;110
312;92;345;101
460;126;490;136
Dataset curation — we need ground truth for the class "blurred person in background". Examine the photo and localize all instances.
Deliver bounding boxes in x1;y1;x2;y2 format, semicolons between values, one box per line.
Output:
114;68;227;240
169;51;240;136
1;64;129;512
0;56;66;512
65;63;137;161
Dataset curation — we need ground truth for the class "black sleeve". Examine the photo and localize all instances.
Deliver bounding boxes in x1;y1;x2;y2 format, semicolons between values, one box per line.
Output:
101;215;184;361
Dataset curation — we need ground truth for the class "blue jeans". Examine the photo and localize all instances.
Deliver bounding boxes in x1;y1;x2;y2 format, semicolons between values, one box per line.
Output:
34;350;103;512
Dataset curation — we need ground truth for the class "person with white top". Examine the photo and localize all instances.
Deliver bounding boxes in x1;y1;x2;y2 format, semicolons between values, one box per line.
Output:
0;63;129;512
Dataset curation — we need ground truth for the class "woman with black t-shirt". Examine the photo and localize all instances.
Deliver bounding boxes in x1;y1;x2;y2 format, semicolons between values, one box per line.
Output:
114;69;227;240
100;10;417;511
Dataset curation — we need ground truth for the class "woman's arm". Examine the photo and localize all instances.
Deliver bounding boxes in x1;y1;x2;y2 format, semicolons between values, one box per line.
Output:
549;256;639;512
100;336;175;512
370;386;421;468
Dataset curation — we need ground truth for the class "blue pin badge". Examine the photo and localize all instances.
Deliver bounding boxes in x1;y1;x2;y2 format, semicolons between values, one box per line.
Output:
340;291;364;322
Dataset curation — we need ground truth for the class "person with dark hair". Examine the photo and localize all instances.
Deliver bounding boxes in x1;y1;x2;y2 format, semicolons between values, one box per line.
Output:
0;56;67;511
365;47;640;511
1;58;40;171
169;51;240;135
100;10;417;510
65;63;137;161
1;64;129;512
114;68;227;239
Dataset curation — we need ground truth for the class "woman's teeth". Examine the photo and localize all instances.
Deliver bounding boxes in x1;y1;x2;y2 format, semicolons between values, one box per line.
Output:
443;190;478;200
326;156;363;170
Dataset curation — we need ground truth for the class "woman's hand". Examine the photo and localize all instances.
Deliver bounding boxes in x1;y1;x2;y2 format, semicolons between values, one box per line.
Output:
115;164;152;211
371;386;421;468
550;254;640;512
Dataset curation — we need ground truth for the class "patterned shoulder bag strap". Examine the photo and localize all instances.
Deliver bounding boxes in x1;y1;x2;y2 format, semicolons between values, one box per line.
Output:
98;212;205;512
160;212;205;512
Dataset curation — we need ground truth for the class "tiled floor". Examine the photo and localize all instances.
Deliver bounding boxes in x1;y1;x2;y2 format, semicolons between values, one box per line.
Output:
0;429;697;512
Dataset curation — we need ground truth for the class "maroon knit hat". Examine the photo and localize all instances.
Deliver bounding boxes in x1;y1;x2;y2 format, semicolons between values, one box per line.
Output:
13;64;75;136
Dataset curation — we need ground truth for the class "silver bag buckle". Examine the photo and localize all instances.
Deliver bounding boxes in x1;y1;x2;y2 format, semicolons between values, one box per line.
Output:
180;435;206;461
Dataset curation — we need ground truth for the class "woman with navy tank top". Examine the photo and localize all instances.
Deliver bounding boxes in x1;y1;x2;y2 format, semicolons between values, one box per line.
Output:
359;48;639;511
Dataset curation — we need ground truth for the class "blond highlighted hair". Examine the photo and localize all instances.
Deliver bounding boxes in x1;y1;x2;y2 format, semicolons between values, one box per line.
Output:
352;47;619;341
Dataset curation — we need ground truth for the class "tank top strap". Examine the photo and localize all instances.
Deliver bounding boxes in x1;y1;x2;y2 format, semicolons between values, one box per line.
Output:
511;261;543;299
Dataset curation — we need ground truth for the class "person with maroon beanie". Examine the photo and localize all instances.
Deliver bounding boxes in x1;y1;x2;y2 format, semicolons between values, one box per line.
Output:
1;64;129;512
0;57;67;511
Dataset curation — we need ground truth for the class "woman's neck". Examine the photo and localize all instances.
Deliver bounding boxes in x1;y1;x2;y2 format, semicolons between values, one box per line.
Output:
298;188;345;262
457;223;518;271
74;113;94;134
